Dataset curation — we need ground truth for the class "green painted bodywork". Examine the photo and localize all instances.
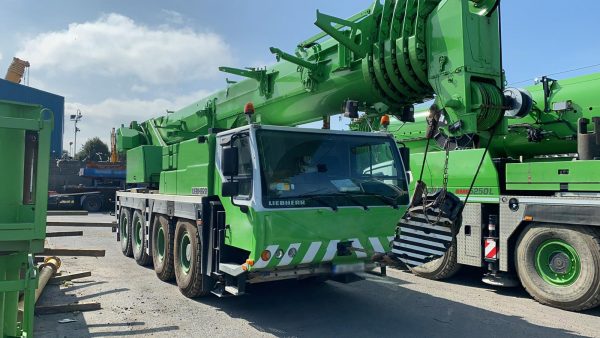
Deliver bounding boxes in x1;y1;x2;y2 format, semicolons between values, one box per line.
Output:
410;149;500;202
126;145;162;184
0;100;53;337
506;160;600;192
159;135;216;195
246;208;399;269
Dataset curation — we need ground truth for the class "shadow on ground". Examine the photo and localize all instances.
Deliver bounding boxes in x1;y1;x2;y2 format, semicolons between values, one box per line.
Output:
34;279;179;337
435;266;600;317
198;272;583;338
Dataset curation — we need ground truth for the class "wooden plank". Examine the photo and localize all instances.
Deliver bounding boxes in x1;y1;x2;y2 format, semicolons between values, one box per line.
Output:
46;231;84;238
35;302;101;315
47;210;88;216
46;221;116;228
48;271;92;284
43;248;105;257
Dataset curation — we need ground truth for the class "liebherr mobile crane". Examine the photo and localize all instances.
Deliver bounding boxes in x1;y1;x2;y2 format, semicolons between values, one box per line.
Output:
355;72;600;311
116;0;509;298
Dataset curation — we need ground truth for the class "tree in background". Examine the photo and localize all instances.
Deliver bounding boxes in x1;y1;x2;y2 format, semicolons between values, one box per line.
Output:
76;137;110;162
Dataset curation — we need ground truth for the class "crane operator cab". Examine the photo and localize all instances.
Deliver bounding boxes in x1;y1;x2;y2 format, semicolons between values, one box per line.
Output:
214;124;410;287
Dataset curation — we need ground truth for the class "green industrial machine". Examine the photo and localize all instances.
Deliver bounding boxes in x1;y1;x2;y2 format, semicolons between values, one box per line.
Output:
369;72;600;311
0;100;53;337
115;0;506;298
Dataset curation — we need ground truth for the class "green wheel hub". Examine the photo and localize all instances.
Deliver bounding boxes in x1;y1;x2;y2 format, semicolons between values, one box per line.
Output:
535;239;581;286
157;227;165;261
120;215;128;240
179;232;192;273
134;218;143;249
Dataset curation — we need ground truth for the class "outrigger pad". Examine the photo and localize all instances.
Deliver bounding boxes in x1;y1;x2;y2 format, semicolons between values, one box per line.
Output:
391;189;462;268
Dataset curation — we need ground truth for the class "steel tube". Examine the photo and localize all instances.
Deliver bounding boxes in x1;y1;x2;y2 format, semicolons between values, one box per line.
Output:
35;257;61;303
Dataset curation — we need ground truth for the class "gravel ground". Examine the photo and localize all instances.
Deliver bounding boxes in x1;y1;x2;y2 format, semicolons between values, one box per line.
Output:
35;213;600;338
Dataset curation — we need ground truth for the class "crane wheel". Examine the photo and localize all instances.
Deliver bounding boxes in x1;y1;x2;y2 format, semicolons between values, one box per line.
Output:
152;215;175;282
515;223;600;311
410;236;461;280
119;208;133;257
174;219;212;298
132;210;152;266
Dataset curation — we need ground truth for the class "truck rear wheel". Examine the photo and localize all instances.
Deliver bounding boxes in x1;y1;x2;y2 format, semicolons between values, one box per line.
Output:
174;219;211;298
119;208;133;257
152;215;175;282
82;195;102;212
515;223;600;311
132;210;152;266
411;238;461;280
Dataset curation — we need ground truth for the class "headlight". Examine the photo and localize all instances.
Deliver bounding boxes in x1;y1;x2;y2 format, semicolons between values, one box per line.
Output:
288;247;297;258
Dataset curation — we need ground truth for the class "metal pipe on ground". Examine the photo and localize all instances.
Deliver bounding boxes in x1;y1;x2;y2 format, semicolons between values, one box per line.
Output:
17;257;61;314
35;257;61;303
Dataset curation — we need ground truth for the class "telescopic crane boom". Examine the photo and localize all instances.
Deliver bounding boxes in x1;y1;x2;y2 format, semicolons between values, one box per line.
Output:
119;0;504;150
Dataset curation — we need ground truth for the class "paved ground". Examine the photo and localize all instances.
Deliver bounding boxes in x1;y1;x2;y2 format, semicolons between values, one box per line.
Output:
36;213;600;338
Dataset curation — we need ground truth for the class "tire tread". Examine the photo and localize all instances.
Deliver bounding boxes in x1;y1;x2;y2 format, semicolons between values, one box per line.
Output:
516;223;600;311
153;215;175;281
132;210;152;266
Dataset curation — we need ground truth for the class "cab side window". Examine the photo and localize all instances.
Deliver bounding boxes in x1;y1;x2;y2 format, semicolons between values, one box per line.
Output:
232;135;253;198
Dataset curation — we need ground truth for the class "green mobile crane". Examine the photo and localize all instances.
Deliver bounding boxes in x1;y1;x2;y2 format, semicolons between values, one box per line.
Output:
116;0;507;298
0;100;53;337
359;72;600;311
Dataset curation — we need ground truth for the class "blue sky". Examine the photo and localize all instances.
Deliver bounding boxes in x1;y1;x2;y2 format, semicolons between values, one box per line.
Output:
1;0;599;149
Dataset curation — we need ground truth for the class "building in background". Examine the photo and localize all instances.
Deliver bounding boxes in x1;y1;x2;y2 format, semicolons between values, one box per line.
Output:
0;78;64;158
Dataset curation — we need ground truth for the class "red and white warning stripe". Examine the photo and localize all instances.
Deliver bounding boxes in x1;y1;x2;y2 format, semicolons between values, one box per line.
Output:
484;239;497;260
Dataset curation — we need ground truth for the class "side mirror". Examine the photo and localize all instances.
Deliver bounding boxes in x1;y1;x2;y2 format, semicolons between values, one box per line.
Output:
399;146;410;172
221;147;239;177
221;181;239;197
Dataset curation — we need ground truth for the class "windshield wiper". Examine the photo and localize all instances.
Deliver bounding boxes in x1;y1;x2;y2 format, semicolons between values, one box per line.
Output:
297;194;338;211
328;192;369;211
358;193;399;209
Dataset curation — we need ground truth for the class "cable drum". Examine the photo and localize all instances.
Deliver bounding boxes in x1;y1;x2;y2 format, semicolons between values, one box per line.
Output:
473;82;504;131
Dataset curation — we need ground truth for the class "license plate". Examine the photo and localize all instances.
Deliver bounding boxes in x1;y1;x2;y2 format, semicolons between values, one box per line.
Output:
332;262;365;274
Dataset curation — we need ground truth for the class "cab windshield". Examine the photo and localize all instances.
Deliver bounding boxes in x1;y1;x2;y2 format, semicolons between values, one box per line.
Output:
256;129;409;209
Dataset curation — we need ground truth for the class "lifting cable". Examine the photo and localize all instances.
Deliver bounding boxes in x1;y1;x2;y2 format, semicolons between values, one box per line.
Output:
413;108;502;225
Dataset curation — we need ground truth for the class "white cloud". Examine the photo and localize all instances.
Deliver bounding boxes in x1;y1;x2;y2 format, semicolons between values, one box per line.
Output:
17;13;233;84
131;84;149;93
64;89;211;150
162;9;184;25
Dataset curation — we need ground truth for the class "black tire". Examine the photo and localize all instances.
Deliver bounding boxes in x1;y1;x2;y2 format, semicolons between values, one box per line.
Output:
411;236;461;280
119;207;133;257
132;210;152;266
82;195;102;212
152;215;175;282
173;219;212;298
515;223;600;311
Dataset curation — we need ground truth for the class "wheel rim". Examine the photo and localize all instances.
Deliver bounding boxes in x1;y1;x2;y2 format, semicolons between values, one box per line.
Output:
179;232;191;273
535;239;581;286
134;218;143;249
157;227;165;261
88;199;99;210
120;215;128;240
